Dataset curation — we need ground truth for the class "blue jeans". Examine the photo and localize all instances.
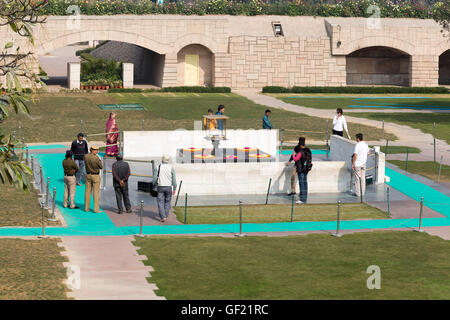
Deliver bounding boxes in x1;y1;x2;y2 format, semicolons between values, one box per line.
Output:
297;172;308;203
157;186;172;219
75;159;86;184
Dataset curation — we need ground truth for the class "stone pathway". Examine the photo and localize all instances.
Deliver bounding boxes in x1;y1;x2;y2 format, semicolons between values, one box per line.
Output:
59;236;164;300
424;226;450;240
235;89;450;165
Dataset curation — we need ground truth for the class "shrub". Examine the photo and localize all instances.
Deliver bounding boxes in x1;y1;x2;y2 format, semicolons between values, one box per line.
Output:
108;88;143;93
108;86;231;93
262;86;450;94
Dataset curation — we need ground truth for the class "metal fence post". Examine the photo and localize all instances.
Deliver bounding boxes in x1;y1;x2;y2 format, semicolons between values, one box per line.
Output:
39;165;44;195
405;147;409;173
235;200;245;237
26;146;29;165
136;200;145;237
374;150;378;183
381;120;384;141
18;120;22;140
45;177;50;209
385;139;389;157
386;187;391;218
265;178;272;205
142;119;145;130
184;193;188;224
437;155;443;184
101;156;106;190
290;194;294;222
174;180;182;207
48;187;57;222
433;122;436;163
332;200;342;237
30;155;35;183
359;174;363;204
414;196;424;233
325;119;329;158
38;201;48;239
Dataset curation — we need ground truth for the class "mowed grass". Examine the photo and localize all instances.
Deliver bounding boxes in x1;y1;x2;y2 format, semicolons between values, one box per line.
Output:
273;94;450;110
0;238;68;299
173;203;388;224
375;145;421;154
0;186;60;227
388;160;450;183
350;112;450;144
0;92;394;143
135;231;450;299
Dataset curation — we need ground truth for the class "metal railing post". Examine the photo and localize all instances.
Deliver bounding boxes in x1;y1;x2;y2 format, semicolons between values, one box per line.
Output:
48;187;57;222
265;178;272;205
45;177;50;209
235;200;245;237
386;187;391;218
184;193;188;224
381;120;384;141
142;119;145;130
385;139;389;157
437;155;443;184
39;165;44;196
136;200;145;237
101;156;106;190
30;155;35;183
290;194;294;222
325;119;329;158
280;128;284;156
374;150;378;183
18;120;22;140
174;180;182;207
433;122;436;163
25;146;29;165
414;196;424;233
38;201;48;239
332;200;342;237
359;174;363;204
405;147;409;173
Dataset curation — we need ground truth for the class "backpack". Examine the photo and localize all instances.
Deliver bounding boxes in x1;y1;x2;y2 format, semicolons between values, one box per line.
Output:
296;147;313;174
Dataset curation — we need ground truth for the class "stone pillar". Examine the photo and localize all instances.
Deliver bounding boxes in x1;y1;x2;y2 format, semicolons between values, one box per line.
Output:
410;55;439;87
161;53;178;87
122;63;134;88
67;62;80;90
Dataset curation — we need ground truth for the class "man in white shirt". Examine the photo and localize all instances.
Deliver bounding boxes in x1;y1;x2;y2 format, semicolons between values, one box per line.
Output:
352;133;370;197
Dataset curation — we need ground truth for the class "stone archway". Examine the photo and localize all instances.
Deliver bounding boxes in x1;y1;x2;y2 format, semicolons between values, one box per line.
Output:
177;44;214;86
439;50;450;85
346;46;411;86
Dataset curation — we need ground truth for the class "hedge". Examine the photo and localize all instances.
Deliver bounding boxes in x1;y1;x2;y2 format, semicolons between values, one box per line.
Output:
262;86;450;94
41;0;439;19
108;86;232;93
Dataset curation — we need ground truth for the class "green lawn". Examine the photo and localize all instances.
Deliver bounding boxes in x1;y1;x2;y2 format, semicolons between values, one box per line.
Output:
388;160;450;183
350;112;450;144
273;94;450;111
135;231;450;299
0;238;68;299
174;203;388;224
0;92;394;143
0;186;60;227
375;146;421;154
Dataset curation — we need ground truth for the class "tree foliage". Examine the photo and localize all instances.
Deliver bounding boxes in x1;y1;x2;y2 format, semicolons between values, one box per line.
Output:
0;0;48;191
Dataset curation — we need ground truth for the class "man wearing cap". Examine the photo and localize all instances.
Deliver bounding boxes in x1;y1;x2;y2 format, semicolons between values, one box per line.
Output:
62;150;79;209
112;154;132;214
70;133;88;186
84;145;103;213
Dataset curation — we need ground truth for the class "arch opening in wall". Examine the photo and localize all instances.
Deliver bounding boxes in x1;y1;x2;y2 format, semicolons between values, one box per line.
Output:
177;44;214;86
38;40;165;88
346;46;411;86
439;49;450;85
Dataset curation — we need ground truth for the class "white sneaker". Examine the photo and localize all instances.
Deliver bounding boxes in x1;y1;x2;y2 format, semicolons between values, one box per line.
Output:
296;200;304;204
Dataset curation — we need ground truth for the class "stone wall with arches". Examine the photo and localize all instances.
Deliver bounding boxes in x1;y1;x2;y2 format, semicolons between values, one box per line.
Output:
0;15;448;88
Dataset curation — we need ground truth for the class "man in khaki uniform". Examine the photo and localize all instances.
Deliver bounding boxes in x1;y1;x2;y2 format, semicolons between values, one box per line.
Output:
84;145;103;213
62;150;79;209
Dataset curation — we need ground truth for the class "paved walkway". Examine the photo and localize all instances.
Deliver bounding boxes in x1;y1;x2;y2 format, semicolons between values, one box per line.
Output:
235;89;450;165
59;236;164;300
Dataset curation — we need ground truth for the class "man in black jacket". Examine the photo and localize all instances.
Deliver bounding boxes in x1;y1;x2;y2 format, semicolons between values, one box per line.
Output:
70;133;88;186
112;154;132;214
